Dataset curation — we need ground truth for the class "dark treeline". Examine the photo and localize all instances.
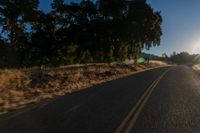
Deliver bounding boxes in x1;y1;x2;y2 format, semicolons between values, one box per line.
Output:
0;0;162;67
163;52;200;64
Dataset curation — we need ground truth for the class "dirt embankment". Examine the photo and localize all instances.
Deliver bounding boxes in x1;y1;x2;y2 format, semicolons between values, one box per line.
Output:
0;61;168;114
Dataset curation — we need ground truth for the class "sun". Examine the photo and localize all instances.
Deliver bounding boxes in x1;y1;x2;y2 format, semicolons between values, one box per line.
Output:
192;43;200;54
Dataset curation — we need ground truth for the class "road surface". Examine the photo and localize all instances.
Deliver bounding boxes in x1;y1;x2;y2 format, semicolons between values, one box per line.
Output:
1;65;200;133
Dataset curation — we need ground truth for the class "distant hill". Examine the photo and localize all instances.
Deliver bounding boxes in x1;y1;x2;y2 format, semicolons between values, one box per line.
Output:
141;53;162;60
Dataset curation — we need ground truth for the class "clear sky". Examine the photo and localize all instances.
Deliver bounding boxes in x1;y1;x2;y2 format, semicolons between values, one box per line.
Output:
39;0;200;56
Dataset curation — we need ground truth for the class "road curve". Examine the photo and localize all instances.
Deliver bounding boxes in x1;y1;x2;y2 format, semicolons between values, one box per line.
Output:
1;65;200;133
133;65;200;133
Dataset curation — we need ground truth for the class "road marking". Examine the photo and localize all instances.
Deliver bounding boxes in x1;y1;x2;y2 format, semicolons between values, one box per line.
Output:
115;69;169;133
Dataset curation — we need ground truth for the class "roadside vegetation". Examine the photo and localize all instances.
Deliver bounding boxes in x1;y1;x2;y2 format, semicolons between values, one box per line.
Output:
0;61;167;114
0;0;165;114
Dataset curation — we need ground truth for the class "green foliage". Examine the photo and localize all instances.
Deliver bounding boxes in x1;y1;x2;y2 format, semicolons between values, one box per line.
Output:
79;50;93;63
56;43;78;65
0;0;163;67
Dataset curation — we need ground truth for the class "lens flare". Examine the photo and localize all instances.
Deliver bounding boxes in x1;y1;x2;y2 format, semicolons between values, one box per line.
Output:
192;43;200;54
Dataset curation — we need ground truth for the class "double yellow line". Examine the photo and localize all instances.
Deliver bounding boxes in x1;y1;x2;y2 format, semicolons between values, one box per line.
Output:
115;69;169;133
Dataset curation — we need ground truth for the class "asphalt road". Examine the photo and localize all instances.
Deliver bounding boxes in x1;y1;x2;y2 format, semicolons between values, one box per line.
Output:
1;65;200;133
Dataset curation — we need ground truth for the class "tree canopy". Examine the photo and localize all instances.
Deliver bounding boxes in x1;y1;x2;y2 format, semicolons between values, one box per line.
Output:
0;0;163;67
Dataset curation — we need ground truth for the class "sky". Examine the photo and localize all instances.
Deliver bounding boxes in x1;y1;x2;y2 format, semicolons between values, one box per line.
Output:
39;0;200;56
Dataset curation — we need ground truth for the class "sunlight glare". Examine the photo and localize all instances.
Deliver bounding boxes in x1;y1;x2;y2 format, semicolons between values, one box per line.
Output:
192;42;200;54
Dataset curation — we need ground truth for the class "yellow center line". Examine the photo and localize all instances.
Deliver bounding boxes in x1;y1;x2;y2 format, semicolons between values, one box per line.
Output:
115;69;169;133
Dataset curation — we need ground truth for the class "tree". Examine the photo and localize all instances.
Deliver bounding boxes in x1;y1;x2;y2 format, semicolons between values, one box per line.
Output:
0;0;163;67
162;53;168;58
29;12;57;66
0;0;39;46
51;0;64;11
125;0;162;56
169;52;193;64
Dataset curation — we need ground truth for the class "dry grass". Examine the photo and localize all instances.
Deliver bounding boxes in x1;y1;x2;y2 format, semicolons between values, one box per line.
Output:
0;61;167;114
149;60;168;66
192;64;200;71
